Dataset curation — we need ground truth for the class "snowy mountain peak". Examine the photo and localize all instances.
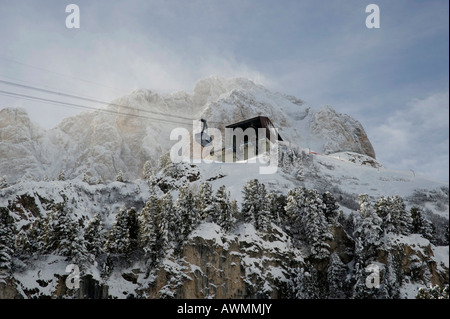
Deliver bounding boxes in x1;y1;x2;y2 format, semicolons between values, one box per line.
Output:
1;77;376;182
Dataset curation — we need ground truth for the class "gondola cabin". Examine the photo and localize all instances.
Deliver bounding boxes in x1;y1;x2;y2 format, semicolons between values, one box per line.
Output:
218;116;283;162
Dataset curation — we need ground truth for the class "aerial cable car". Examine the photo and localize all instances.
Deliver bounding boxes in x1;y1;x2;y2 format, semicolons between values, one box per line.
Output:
195;118;213;147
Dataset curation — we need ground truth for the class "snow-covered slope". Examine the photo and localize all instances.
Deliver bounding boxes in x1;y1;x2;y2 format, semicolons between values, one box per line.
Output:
0;77;375;182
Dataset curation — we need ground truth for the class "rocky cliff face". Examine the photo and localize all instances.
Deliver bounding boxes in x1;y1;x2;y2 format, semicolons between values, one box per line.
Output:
4;222;447;299
0;77;376;183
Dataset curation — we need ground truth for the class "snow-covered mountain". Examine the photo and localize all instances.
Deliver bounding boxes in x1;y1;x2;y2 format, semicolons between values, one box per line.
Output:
0;77;375;182
0;77;448;300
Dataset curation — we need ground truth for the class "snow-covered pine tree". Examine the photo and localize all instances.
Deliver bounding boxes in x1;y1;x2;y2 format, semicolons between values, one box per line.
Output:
197;182;215;221
416;284;449;299
285;187;332;259
139;194;164;264
16;218;45;254
84;213;106;258
126;207;140;251
327;252;347;299
353;194;383;260
410;206;434;241
241;179;270;231
96;176;104;185
378;253;401;299
301;189;332;259
322;191;339;224
143;160;153;180
115;170;124;182
42;203;91;268
230;199;240;224
214;185;235;232
82;172;91;184
267;192;286;225
175;186;200;244
104;206;132;255
157;197;170;255
159;192;177;245
352;261;378;299
375;195;412;235
43;203;73;254
374;195;392;234
0;207;16;275
241;179;259;224
285;187;307;238
0;176;8;189
58;170;66;181
69;228;93;272
291;266;321;299
157;152;171;171
389;195;413;235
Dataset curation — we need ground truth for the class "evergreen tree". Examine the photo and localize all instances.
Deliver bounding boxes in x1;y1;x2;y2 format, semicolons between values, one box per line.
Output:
139;195;165;264
82;172;91;184
410;206;434;241
352;261;379;299
0;207;16;275
157;152;171;171
295;151;305;181
327;252;347;299
267;192;287;225
285;187;308;238
214;185;235;231
43;203;73;254
197;182;215;221
70;229;93;271
143;160;153;180
84;213;106;257
291;266;321;299
157;197;170;253
389;195;412;235
58;170;66;181
285;187;332;259
126;207;140;251
115;170;124;182
379;253;401;299
0;176;8;189
374;195;392;233
96;176;104;185
43;204;91;268
241;179;270;231
230;199;240;225
375;195;412;235
105;206;132;255
160;192;177;244
301;189;332;259
353;194;383;260
416;285;449;299
15;218;45;255
175;186;200;243
322;191;339;224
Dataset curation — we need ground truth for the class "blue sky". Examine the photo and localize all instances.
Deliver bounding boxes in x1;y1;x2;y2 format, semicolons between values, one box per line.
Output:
0;0;448;182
